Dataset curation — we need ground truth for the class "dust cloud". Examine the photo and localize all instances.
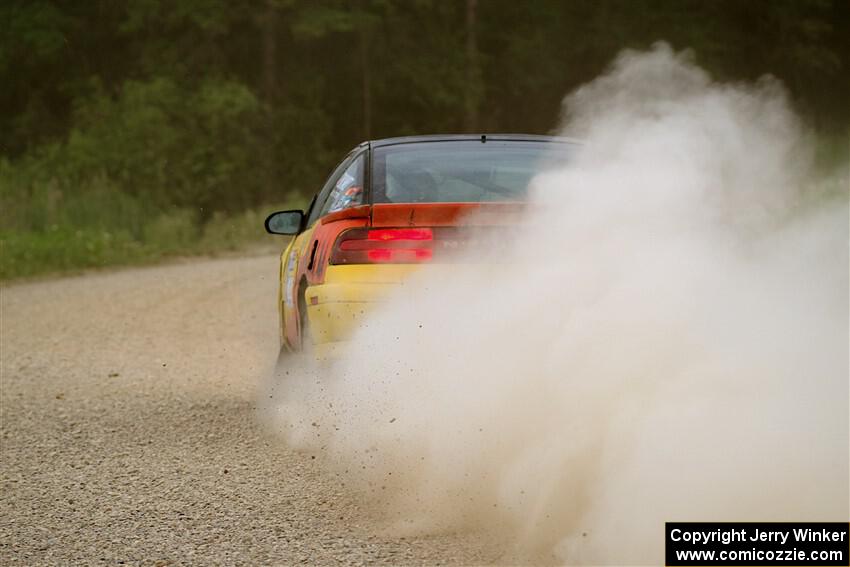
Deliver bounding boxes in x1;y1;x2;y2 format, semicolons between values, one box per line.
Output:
270;44;849;564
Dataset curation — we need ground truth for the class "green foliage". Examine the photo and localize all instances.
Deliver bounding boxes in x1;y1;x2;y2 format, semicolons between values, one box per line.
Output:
1;227;144;280
64;77;266;213
1;0;847;280
0;204;298;280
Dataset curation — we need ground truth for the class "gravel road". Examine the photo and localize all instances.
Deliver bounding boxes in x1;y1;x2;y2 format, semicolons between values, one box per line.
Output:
0;254;498;566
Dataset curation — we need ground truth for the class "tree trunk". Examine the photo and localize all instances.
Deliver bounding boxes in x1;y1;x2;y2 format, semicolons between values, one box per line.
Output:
360;27;372;140
262;0;279;202
262;0;279;101
464;0;479;133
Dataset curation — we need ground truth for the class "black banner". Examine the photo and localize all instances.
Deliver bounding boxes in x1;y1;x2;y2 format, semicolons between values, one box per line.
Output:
666;522;849;566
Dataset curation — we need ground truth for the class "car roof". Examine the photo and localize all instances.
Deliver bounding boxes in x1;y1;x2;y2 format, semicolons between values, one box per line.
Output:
368;133;580;148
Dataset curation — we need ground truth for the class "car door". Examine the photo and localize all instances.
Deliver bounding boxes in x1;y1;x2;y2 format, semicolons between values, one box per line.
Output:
281;150;361;349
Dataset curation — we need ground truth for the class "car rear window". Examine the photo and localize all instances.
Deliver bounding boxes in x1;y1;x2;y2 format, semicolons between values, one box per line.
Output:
371;140;573;204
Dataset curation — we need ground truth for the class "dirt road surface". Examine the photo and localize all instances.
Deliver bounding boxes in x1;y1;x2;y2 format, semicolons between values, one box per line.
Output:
0;254;497;565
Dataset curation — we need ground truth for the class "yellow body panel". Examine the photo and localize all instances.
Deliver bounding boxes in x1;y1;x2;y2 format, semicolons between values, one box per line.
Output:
277;224;317;346
303;264;421;346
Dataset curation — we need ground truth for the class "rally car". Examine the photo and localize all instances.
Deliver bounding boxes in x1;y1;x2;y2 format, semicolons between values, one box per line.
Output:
265;134;576;358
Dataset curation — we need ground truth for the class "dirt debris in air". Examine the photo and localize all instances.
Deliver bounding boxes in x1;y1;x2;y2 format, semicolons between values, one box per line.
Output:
0;255;503;565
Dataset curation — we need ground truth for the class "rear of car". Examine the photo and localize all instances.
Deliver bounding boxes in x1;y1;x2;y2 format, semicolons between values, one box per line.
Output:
267;135;576;357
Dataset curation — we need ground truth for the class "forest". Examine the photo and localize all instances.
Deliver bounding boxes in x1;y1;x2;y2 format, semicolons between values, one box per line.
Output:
1;0;848;278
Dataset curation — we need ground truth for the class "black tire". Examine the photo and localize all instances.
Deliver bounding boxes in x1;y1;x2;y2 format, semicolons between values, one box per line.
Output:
270;344;291;391
276;344;290;365
297;284;313;353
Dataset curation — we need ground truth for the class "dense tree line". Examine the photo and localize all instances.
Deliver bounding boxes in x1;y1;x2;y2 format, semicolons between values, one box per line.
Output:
1;0;847;234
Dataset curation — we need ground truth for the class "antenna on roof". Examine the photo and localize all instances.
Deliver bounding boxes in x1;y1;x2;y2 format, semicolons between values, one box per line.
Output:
480;134;487;143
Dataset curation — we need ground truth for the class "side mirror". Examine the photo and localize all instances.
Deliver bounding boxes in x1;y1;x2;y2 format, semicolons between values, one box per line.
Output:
264;210;304;235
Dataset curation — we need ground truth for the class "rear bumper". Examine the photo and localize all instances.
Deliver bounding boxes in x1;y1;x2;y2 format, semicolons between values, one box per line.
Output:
303;265;419;346
305;284;391;345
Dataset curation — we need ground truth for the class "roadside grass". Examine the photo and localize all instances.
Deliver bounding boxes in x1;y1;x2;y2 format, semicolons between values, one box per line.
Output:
0;204;297;281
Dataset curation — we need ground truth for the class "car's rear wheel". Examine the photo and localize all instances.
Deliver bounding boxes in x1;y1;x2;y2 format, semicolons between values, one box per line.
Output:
297;282;313;353
276;343;289;364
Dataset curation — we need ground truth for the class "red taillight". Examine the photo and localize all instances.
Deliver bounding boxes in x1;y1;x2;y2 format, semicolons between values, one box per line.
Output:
331;228;435;265
367;248;433;263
